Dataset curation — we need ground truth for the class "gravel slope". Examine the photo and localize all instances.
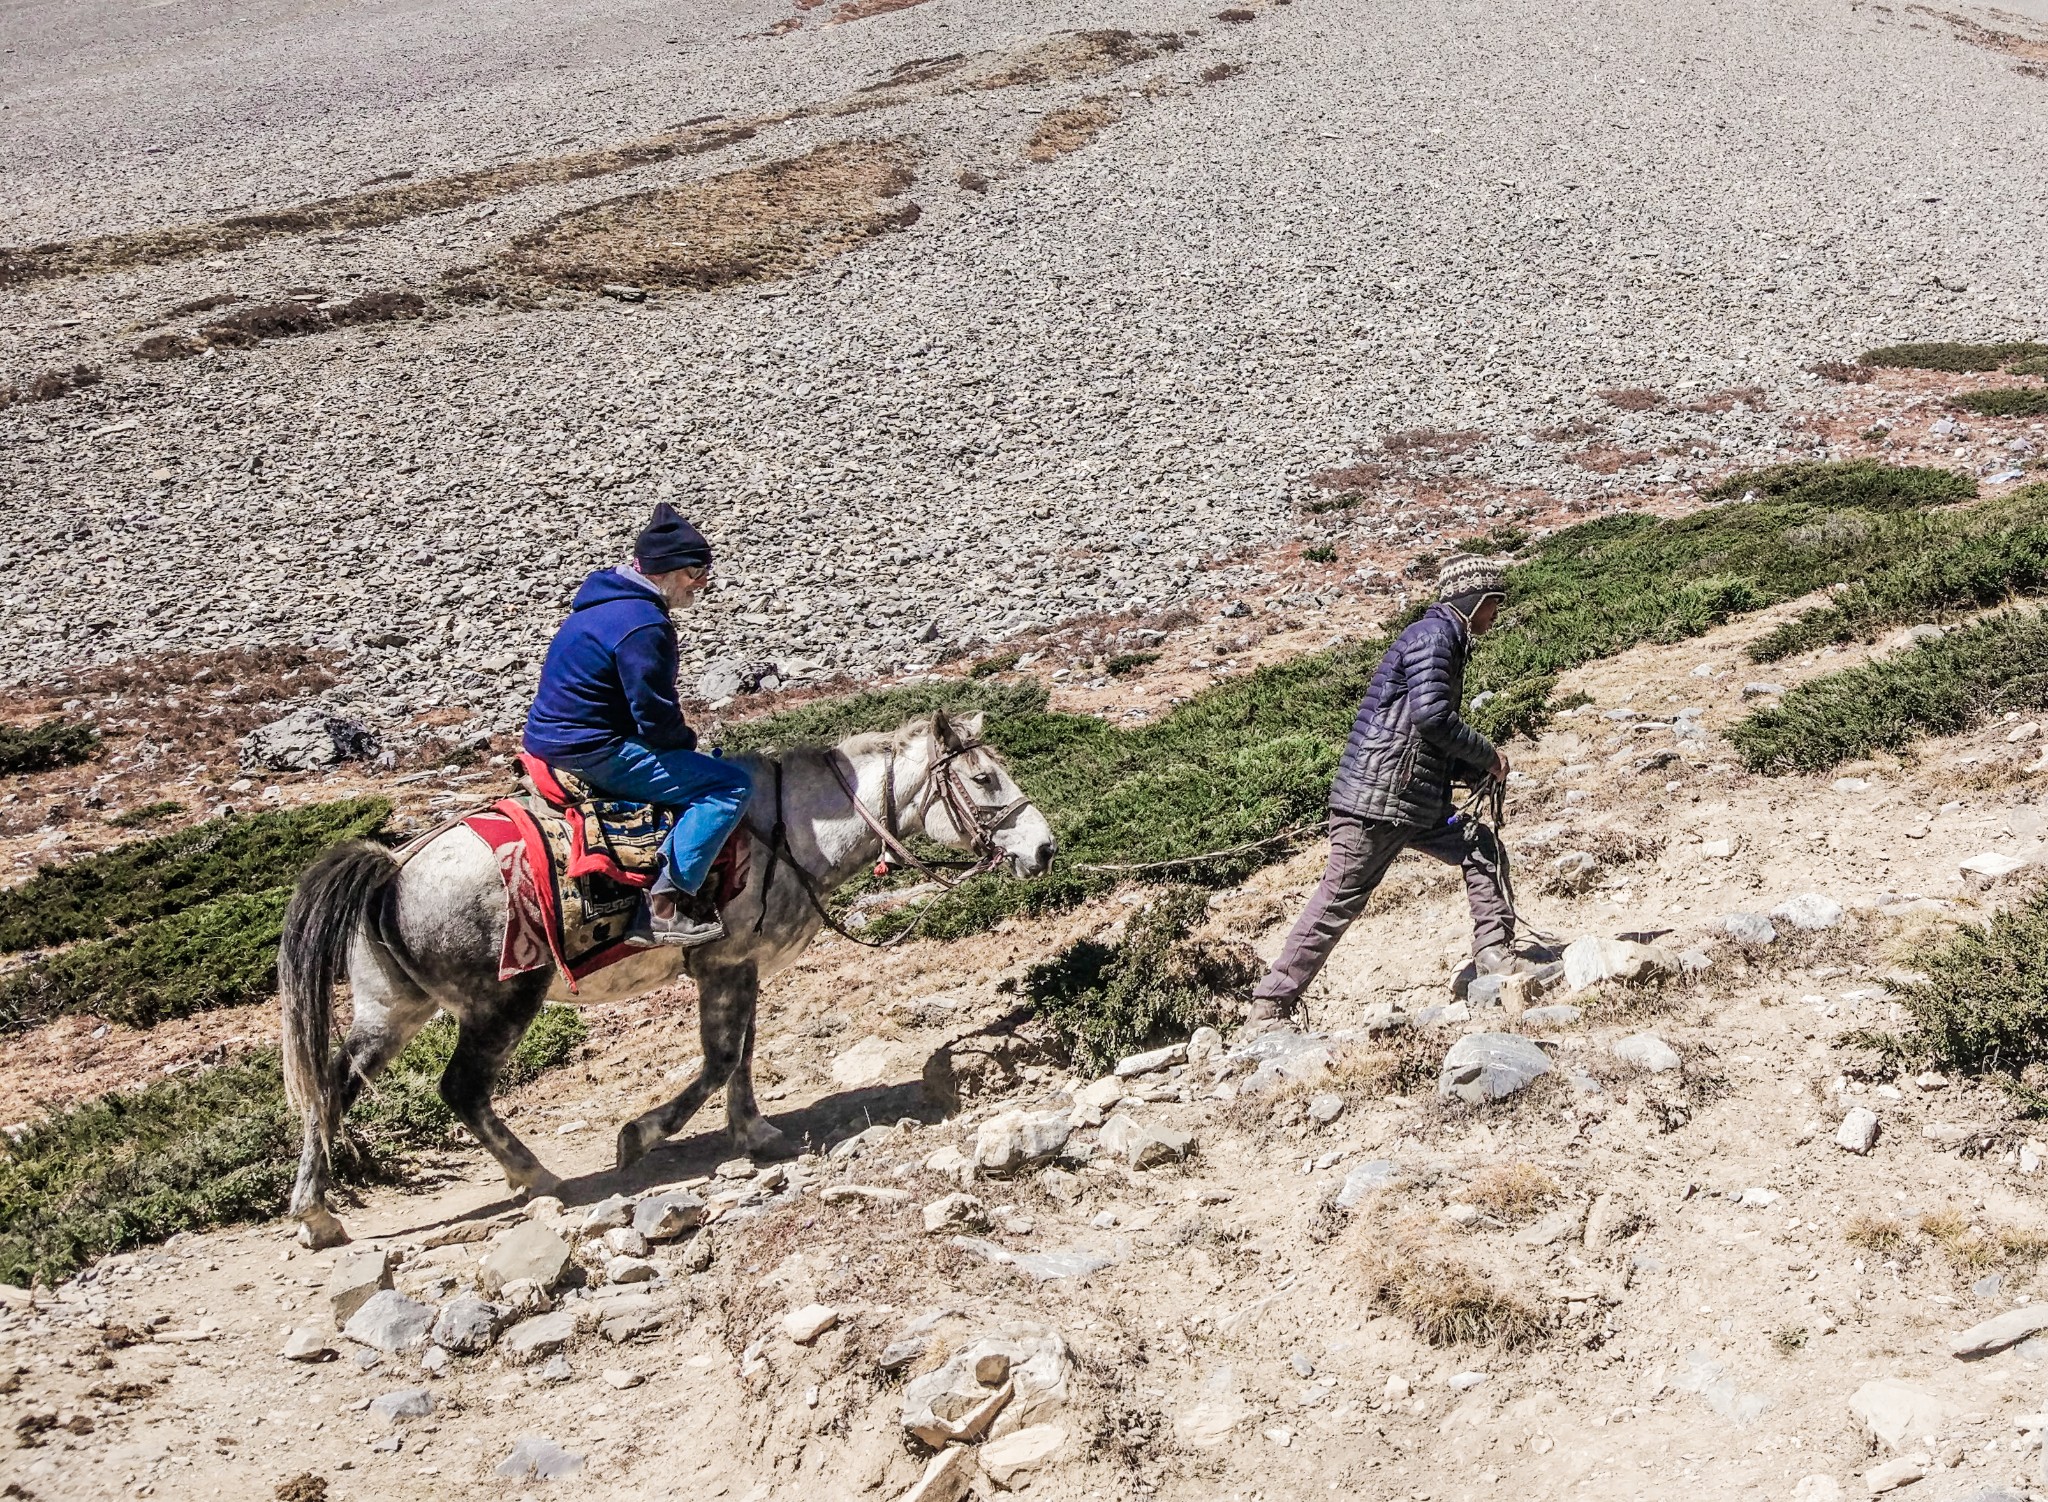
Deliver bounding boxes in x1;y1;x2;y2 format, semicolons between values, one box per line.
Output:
2;0;2046;734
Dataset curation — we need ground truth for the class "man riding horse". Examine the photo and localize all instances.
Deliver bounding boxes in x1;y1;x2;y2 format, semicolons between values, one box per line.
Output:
522;503;753;948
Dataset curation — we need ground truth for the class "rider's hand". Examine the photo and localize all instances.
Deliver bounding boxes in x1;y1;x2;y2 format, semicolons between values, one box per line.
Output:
1490;751;1511;782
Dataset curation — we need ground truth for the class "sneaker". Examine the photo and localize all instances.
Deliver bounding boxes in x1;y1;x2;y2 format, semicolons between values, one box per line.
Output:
1474;944;1536;978
628;893;726;949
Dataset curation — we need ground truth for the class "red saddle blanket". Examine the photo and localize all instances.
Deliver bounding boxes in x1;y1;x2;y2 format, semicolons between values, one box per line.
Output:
463;759;751;990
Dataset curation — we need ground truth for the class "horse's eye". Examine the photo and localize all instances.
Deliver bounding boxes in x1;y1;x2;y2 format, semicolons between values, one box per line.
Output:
974;771;999;789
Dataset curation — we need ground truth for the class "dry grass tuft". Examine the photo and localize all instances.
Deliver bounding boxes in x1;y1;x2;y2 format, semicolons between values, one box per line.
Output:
1568;445;1656;474
1810;360;1875;385
1465;1164;1561;1222
0;364;101;408
1686;384;1769;411
135;290;431;361
1382;427;1485;457
1199;61;1246;82
1216;7;1257;20
1025;98;1122;162
1308;462;1387;492
1919;1208;2004;1271
1844;1212;1906;1254
827;0;931;21
1360;1229;1547;1348
483;142;920;296
956;169;989;193
1598;387;1664;412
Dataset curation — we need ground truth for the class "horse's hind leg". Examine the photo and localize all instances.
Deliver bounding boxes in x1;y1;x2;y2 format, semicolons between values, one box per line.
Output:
439;982;562;1200
290;933;438;1248
726;1002;792;1159
617;959;755;1170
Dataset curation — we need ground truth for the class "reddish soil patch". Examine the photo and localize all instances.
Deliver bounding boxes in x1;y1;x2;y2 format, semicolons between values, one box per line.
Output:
1568;444;1657;473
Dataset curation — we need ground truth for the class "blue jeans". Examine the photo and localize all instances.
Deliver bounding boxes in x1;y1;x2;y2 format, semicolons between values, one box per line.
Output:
555;741;755;897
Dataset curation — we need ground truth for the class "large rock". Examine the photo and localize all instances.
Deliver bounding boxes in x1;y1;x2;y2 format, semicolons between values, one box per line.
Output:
973;1110;1072;1174
1438;1033;1552;1104
923;1028;1060;1114
1848;1379;1957;1450
240;708;379;772
1562;936;1678;991
633;1190;706;1241
901;1325;1071;1446
1335;1160;1402;1209
578;1196;635;1234
922;1192;988;1235
898;1446;978;1502
325;1247;394;1328
1612;1033;1681;1073
1222;1030;1350;1095
1835;1107;1880;1155
502;1309;579;1364
432;1295;503;1355
1961;851;2030;893
1950;1305;2048;1358
494;1437;585;1481
282;1326;337;1362
369;1388;435;1424
1113;1042;1186;1078
480;1223;573;1295
1771;893;1845;930
341;1290;434;1352
1719;913;1777;947
979;1424;1067;1489
831;1035;903;1089
1098;1113;1196;1169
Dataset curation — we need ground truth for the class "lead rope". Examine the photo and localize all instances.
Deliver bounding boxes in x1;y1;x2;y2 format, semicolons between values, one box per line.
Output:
1453;773;1565;949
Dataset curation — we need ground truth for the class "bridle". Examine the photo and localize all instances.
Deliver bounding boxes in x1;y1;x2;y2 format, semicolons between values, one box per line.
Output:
753;733;1035;947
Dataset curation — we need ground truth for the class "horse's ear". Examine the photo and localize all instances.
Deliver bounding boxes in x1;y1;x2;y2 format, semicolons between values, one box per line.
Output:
931;708;955;748
959;710;986;741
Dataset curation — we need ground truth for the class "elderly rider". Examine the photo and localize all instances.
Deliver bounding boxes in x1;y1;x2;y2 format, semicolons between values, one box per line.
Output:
523;503;754;948
1250;554;1529;1020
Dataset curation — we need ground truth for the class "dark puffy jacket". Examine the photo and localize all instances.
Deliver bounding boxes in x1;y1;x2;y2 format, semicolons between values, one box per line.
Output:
1329;603;1497;827
523;567;696;761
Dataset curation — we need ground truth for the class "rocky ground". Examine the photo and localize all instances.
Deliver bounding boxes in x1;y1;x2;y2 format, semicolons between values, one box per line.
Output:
4;0;2048;742
12;600;2048;1501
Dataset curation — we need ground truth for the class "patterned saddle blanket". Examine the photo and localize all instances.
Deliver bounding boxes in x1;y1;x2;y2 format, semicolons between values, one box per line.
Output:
462;754;750;988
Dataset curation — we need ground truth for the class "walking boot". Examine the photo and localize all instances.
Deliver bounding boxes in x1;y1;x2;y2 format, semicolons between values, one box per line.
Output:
633;889;726;949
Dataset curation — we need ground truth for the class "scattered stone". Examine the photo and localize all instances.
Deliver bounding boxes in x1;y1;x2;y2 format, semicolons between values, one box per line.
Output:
1562;936;1679;990
1835;1107;1880;1155
578;1195;635;1234
603;1368;645;1390
903;1327;1070;1446
923;1029;1060;1113
607;1256;658;1285
1514;1207;1585;1247
603;1226;651;1257
479;1223;573;1296
633;1190;707;1241
1518;1005;1582;1029
1583;1192;1624;1250
831;1035;902;1089
497;1278;552;1318
974;1109;1073;1174
431;1296;502;1356
494;1436;585;1481
1074;1076;1125;1111
282;1326;338;1362
1771;893;1845;931
1447;1371;1488;1391
537;1355;573;1384
502;1309;579;1364
1114;1042;1187;1078
341;1291;434;1353
1099;1113;1196;1169
680;1233;715;1275
1038;1168;1082;1204
420;1345;451;1376
1223;1029;1349;1095
949;1238;1116;1281
369;1388;434;1424
325;1248;394;1328
1187;1026;1223;1064
1961;851;2030;893
1741;682;1785;699
1950;1305;2048;1358
1669;1347;1771;1425
784;1304;840;1344
923;1192;988;1234
1336;1161;1402;1208
1438;1033;1552;1104
1719;912;1777;946
1612;1032;1681;1073
896;1444;978;1502
1306;1092;1345;1124
1848;1379;1957;1451
1864;1454;1927;1494
979;1424;1067;1489
240;708;379;772
1699;837;1736;859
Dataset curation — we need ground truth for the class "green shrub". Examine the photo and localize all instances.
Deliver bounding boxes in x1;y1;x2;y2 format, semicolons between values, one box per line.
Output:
1729;610;2048;772
968;652;1022;679
1303;543;1337;563
109;801;185;829
1106;652;1159;676
1954;388;2048;419
1748;485;2048;661
721;679;1047;755
1697;458;1974;511
0;889;289;1033
1844;887;2048;1111
1021;887;1256;1074
0;720;98;775
0;798;390;952
1860;342;2048;373
2012;355;2048;379
0;1004;586;1286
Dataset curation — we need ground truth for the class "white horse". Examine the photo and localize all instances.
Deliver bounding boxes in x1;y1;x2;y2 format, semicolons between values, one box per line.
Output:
278;709;1054;1248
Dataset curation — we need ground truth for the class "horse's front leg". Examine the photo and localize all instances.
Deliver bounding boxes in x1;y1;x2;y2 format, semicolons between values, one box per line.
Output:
617;959;755;1170
726;999;792;1159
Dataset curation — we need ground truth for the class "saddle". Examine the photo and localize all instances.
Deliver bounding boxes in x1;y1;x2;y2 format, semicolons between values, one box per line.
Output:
461;754;751;989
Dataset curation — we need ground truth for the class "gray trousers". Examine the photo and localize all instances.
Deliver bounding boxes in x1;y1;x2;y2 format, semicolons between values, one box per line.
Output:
1251;810;1514;1003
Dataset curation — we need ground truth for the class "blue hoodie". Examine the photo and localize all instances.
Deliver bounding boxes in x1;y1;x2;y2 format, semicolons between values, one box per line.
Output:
523;567;697;762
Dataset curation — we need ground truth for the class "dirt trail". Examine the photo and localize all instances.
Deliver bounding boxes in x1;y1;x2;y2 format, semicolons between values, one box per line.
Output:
10;601;2048;1501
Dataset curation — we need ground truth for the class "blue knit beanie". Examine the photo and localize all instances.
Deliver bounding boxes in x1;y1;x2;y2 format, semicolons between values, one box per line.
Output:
635;503;713;572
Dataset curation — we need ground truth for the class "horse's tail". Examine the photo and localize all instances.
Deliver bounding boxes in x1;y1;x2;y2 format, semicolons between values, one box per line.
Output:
279;841;402;1142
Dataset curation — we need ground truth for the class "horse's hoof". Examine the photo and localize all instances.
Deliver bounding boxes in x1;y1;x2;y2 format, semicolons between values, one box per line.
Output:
296;1208;351;1251
732;1121;794;1160
512;1170;565;1201
616;1120;660;1171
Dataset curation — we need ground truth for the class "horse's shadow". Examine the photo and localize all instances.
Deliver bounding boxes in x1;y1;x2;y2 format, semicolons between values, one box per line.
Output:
383;1078;944;1239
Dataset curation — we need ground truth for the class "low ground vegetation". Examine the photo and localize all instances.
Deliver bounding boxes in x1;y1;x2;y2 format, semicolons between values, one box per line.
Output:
1859;341;2048;373
0;718;98;776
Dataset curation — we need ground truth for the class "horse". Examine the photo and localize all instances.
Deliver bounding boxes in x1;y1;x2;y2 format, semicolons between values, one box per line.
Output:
276;708;1055;1249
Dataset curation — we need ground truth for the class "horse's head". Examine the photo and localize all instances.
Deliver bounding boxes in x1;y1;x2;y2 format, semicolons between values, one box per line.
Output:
915;709;1057;878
